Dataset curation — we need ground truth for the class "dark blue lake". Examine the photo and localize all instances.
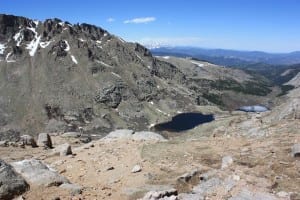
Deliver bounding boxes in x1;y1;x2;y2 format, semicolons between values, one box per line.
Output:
154;112;214;132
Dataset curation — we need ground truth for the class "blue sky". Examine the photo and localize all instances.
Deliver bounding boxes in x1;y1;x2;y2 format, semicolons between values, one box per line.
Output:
1;0;300;52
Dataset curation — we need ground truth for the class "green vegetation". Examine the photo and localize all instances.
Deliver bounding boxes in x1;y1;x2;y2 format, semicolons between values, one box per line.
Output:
277;85;295;96
209;79;272;96
202;93;224;107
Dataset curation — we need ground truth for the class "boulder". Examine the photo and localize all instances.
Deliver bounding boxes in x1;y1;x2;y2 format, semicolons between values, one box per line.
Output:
132;131;167;141
11;159;70;186
20;135;37;147
37;133;52;148
131;165;142;173
102;129;167;142
53;143;72;156
0;159;29;199
291;144;300;157
102;129;134;140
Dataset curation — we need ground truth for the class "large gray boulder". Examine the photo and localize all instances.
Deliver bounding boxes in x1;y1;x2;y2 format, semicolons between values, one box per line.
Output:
11;159;70;186
37;133;52;148
102;129;167;142
20;135;37;147
132;131;167;141
52;143;72;156
0;159;29;199
102;129;134;140
291;144;300;157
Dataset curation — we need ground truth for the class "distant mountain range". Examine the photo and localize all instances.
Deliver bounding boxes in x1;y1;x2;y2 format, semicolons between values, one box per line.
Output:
151;46;300;66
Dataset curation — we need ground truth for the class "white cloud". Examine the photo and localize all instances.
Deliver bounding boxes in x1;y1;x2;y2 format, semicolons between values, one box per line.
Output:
137;37;205;47
124;17;156;24
107;17;115;23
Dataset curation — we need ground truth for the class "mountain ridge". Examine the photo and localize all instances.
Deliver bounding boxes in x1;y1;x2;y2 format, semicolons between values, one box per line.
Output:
0;14;276;137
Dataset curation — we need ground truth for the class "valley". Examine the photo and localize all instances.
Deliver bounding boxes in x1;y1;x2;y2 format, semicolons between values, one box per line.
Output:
0;14;299;200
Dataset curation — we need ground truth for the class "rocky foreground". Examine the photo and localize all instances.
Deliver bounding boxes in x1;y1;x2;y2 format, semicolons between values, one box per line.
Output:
0;107;299;200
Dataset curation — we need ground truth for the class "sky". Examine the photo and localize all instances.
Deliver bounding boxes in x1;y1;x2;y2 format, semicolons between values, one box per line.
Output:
1;0;300;52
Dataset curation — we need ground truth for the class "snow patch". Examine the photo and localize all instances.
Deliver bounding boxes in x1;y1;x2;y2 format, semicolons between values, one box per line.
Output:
64;40;70;51
148;123;155;128
58;22;64;26
111;72;121;78
33;20;39;26
6;52;16;62
96;40;102;44
149;101;154;105
147;65;151;69
26;26;41;56
79;38;86;42
163;56;170;59
95;60;113;68
26;35;41;56
0;43;5;54
40;41;52;48
13;30;24;46
104;33;108;37
70;55;78;64
191;61;204;67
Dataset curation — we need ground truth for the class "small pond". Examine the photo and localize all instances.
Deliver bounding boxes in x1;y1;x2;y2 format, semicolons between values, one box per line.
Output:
154;112;215;132
238;105;269;112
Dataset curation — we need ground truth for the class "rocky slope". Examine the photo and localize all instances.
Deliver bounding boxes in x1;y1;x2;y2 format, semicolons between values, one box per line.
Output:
0;14;272;138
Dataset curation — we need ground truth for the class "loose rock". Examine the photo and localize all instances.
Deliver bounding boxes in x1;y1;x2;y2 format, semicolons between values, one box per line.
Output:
291;144;300;157
53;143;72;156
20;135;37;147
37;133;52;148
131;165;142;173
